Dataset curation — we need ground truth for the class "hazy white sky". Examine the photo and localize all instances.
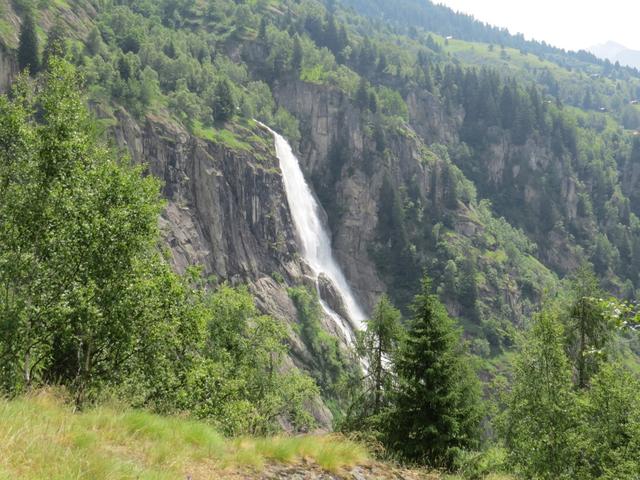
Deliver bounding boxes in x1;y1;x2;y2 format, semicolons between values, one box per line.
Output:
436;0;640;51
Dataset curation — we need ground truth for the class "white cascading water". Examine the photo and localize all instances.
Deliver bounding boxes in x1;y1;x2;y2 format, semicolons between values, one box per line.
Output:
260;124;367;340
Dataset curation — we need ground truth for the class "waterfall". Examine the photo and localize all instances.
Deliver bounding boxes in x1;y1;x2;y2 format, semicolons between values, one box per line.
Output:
261;124;367;339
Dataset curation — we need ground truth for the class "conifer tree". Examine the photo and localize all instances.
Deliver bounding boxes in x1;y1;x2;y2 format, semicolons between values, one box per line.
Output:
258;18;268;41
212;78;235;123
42;19;67;70
324;12;340;56
355;78;369;109
386;276;481;468
85;26;103;56
377;53;388;75
458;257;480;322
564;266;611;389
368;92;378;114
292;34;303;73
18;10;40;75
357;295;403;415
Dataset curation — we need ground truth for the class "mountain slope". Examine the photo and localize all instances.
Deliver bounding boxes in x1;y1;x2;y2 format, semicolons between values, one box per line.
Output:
0;0;639;419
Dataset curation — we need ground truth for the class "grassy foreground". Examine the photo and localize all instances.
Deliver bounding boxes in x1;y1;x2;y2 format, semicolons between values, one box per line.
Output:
0;390;369;479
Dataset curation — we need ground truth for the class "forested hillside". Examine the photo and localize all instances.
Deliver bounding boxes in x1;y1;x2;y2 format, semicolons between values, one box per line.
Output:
1;0;640;478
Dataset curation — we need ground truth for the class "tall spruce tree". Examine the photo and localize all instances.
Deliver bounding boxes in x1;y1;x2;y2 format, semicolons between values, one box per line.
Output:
357;295;403;415
18;11;40;75
212;78;235;123
292;34;303;73
564;266;611;389
355;77;369;109
386;276;481;468
42;19;67;69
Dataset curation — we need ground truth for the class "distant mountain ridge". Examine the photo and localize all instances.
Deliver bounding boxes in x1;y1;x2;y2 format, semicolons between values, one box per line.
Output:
341;0;640;76
590;41;640;69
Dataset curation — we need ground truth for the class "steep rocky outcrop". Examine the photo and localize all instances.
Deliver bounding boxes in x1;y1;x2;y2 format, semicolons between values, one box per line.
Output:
274;81;387;311
407;89;462;145
0;42;17;93
273;79;555;327
454;129;594;276
318;273;349;321
106;107;371;426
111;110;302;282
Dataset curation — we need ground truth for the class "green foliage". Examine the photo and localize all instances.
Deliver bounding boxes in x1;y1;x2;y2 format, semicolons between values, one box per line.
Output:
501;295;640;479
342;295;403;435
0;61;317;435
0;60;163;401
371;175;421;311
501;307;577;479
358;296;403;414
386;277;482;468
377;86;408;120
212;78;235;124
563;266;612;388
574;364;640;479
292;34;303;73
4;1;640;476
288;286;356;402
84;26;103;56
182;285;318;435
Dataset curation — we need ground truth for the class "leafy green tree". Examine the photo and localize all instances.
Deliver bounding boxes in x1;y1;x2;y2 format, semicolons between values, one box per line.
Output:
0;62;319;430
212;78;235;123
169;79;201;128
139;66;161;107
386;277;482;468
18;10;40;75
185;285;319;435
574;364;640;479
0;60;163;402
502;307;577;479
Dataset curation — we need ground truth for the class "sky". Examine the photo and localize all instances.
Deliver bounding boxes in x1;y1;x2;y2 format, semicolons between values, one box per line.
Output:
436;0;640;52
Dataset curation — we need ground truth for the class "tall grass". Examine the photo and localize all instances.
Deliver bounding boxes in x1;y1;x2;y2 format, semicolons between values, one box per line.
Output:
0;390;368;479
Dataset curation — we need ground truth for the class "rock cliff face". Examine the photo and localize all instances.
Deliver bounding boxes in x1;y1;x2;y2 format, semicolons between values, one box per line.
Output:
111;110;301;283
107;107;360;426
273;80;552;324
406;89;462;145
0;42;17;94
457;132;588;276
274;80;386;312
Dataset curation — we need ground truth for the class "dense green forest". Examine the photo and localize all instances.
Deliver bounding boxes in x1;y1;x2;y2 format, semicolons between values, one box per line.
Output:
1;0;640;478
